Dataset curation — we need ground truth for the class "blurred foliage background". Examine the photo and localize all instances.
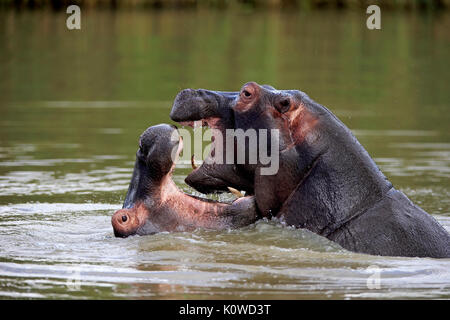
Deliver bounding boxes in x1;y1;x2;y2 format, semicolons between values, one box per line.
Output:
0;0;448;10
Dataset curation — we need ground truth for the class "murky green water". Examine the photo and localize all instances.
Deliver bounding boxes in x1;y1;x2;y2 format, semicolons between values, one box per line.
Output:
0;9;449;299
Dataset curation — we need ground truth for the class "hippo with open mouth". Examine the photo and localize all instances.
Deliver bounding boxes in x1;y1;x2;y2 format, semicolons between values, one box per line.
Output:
111;124;257;238
170;82;450;258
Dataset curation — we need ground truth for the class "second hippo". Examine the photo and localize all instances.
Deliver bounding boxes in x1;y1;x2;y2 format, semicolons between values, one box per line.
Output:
111;124;257;237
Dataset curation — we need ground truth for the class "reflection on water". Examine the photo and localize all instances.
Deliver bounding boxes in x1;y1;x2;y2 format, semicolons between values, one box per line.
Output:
0;9;449;299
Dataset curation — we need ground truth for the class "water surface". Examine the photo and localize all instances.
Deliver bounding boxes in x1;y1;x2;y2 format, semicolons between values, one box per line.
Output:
0;9;449;299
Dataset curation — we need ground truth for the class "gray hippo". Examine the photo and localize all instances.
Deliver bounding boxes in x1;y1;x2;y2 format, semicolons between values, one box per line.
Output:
170;82;450;258
111;124;257;237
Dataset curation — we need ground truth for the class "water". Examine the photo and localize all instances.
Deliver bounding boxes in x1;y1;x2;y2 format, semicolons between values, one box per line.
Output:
0;9;449;299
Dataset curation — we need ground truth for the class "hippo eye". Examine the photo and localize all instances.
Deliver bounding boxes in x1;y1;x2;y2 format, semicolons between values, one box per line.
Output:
122;215;127;222
243;90;252;98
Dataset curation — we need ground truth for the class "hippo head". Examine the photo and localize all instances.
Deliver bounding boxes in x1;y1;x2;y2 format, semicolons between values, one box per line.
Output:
169;89;255;195
111;124;181;237
170;82;306;194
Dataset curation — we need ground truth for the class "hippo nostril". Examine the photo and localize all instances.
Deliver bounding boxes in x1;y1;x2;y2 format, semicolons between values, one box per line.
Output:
122;215;127;222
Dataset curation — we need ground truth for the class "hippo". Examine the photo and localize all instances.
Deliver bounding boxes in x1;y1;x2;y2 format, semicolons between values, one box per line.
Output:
170;82;450;258
111;124;257;238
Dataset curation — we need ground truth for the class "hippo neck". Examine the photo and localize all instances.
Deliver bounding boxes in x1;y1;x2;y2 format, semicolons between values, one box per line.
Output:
279;109;393;237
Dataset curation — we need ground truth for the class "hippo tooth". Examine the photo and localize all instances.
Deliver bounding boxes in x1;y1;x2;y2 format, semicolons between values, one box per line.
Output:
191;154;198;170
227;187;244;198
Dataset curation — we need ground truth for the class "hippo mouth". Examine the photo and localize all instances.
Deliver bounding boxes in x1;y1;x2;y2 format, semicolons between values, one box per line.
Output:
178;118;246;197
178;118;222;171
178;117;222;166
170;89;254;195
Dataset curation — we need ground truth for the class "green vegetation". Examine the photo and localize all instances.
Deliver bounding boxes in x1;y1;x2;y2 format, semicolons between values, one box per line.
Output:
0;0;448;10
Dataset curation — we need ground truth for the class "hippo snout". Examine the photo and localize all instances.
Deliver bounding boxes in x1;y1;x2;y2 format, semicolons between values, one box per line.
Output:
170;88;222;122
111;208;140;238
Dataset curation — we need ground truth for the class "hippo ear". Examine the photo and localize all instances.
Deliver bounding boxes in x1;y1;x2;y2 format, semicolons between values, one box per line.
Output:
273;96;292;114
